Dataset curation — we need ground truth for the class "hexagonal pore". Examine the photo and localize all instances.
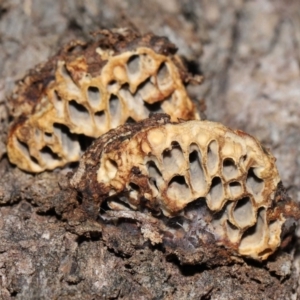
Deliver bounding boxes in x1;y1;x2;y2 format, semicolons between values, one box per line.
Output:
222;158;238;181
53;123;80;158
146;160;163;191
226;220;240;244
246;168;264;202
68;100;93;130
94;111;106;128
157;62;172;90
229;182;243;199
162;142;185;175
239;208;267;254
126;55;141;78
40;146;60;165
189;144;206;194
15;138;39;166
207;140;219;174
109;95;122;128
207;177;224;211
232;197;255;229
119;84;148;118
87;86;101;109
137;77;159;102
167;175;191;203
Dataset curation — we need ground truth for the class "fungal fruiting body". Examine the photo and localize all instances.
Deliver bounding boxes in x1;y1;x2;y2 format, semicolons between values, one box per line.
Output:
71;115;299;261
7;29;200;173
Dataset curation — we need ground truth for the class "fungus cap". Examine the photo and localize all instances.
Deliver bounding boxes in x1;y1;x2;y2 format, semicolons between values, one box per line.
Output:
71;115;299;260
7;29;200;172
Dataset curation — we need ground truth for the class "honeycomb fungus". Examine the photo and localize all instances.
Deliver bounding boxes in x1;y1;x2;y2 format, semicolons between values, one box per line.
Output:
71;115;299;261
7;29;200;173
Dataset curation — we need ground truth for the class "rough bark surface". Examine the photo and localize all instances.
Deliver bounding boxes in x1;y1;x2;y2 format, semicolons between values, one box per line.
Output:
1;0;300;299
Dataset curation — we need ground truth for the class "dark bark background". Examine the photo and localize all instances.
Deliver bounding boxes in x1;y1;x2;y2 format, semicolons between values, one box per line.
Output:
1;0;300;299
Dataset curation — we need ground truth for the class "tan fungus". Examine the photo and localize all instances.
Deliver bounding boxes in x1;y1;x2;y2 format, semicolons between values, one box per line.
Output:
7;29;200;173
71;115;298;260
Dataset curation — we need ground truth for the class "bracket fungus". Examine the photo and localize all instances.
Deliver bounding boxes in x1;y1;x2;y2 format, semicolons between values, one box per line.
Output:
70;114;299;261
7;29;200;173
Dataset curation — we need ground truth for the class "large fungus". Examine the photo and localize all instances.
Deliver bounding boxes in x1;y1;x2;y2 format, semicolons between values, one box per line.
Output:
71;114;299;261
7;29;200;172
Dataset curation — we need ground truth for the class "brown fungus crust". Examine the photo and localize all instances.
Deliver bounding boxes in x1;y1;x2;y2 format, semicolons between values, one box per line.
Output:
70;114;300;261
7;29;201;173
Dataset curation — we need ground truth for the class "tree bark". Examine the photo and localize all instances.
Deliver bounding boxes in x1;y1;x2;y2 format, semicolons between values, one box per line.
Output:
0;0;300;299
